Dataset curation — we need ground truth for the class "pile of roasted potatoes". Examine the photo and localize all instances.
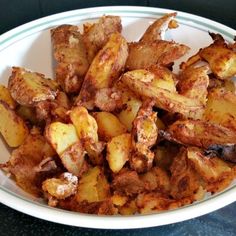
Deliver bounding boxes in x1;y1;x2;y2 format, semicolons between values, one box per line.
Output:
1;13;236;215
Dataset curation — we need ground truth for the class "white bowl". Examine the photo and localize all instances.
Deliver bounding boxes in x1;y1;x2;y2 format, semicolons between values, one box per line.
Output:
0;6;236;229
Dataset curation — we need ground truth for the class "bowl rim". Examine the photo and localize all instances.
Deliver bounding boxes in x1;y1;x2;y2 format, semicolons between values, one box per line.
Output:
0;5;236;229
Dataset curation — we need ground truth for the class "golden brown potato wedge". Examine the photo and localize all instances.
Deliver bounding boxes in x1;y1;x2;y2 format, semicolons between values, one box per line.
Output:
126;40;189;70
76;166;110;203
8;67;58;106
204;88;236;131
121;69;204;119
165;119;236;148
106;133;131;173
140;12;177;43
178;65;209;104
78;33;128;109
0;84;16;109
82;15;122;63
93;112;127;142
0;101;28;147
51;25;89;93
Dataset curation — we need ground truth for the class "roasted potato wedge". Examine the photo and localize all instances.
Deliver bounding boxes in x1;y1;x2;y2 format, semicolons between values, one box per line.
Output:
8;67;58;106
78;33;128;109
0;101;28;147
106;133;131;173
126;40;189;70
121;69;204;119
93;112;127;142
76;166;110;203
204;88;236;131
51;25;89;93
164;119;236;148
83;15;122;63
178;65;209;104
0;84;16;109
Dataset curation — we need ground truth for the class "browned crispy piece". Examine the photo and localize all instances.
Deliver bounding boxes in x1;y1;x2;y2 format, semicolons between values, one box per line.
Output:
181;33;236;79
78;33;128;109
140;12;177;43
170;148;202;199
112;170;144;196
121;69;204;119
7;132;57;196
51;25;89;93
177;65;209;104
164;119;236;149
83;15;122;63
204;88;236;131
130;101;157;173
94;87;122;112
140;167;170;193
126;40;189;70
8;67;58;106
187;147;235;193
42;172;78;206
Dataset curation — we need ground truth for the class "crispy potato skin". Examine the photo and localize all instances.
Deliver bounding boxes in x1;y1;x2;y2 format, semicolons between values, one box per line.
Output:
140;12;177;43
126;40;189;70
165;119;236;148
83;16;122;63
78;33;128;109
121;69;204;119
0;101;29;147
8;67;58;106
51;25;89;93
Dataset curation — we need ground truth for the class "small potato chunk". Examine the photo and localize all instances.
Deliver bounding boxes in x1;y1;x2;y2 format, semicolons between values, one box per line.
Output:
178;65;209;104
106;133;131;173
76;166;110;203
0;84;16;109
45;122;79;155
121;69;204;119
93;112;127;141
78;33;128;109
42;172;78;200
126;40;189;70
0;101;28;147
140;12;177;43
204;88;236;131
83;15;122;63
51;25;89;93
165;119;236;148
8;67;58;106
